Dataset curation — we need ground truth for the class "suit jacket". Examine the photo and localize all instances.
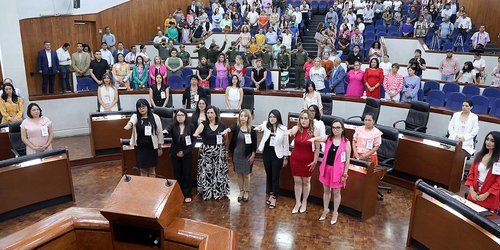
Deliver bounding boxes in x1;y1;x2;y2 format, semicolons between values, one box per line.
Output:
166;123;195;156
228;124;257;158
329;66;347;94
257;121;290;159
186;4;199;15
113;49;130;63
37;50;60;74
465;162;500;210
71;52;91;76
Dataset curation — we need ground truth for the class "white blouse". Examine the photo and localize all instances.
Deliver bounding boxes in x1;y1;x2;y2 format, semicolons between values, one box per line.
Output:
303;91;323;111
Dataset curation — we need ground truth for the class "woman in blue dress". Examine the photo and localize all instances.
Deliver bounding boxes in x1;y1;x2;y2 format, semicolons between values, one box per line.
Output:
400;67;421;103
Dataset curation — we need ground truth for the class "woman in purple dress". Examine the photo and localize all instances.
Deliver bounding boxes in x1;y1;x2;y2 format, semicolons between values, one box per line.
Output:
215;54;230;89
400;67;421;102
345;61;365;97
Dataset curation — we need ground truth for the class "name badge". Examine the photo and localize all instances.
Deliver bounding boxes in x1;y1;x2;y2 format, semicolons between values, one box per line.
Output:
366;139;374;150
194;94;199;102
161;91;166;99
269;136;276;147
41;125;49;137
185;135;192;146
104;95;111;104
145;125;152;136
216;134;223;145
244;133;252;144
493;162;500;175
340;151;347;163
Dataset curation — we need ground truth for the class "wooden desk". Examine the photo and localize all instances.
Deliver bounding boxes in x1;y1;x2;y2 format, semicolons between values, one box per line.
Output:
0;208;237;250
0;152;75;221
0;127;13;160
89;113;132;156
391;135;466;192
121;143;200;180
280;160;380;221
407;187;500;249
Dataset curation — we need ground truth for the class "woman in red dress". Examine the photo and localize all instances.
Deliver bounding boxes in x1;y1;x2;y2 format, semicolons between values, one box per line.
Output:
364;58;384;98
465;131;500;212
288;110;320;214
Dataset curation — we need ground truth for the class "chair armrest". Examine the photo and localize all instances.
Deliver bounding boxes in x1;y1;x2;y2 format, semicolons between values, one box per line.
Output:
411;125;427;132
11;149;20;158
347;115;362;121
379;158;396;170
392;120;405;128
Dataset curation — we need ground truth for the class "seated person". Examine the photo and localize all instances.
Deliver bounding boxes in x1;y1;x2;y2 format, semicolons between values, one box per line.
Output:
465;131;500;212
0;78;24;99
352;113;383;165
0;82;23;123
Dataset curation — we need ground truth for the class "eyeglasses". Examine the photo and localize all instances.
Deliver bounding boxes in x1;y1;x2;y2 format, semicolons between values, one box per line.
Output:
332;126;342;130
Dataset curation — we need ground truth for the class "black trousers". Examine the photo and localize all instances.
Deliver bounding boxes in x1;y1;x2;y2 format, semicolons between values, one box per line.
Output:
171;152;193;198
42;72;55;94
263;147;283;197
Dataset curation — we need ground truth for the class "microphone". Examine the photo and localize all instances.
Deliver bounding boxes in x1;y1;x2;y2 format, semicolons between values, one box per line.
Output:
123;169;131;182
154;174;173;187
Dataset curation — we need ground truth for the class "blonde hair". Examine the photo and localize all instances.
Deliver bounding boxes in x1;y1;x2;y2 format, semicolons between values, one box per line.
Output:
297;109;314;136
237;109;253;131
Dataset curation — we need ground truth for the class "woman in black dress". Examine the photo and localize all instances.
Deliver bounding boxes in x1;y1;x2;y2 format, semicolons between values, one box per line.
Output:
149;74;171;108
124;99;164;177
251;58;267;90
193;105;230;200
190;97;208;127
166;109;195;203
196;56;213;88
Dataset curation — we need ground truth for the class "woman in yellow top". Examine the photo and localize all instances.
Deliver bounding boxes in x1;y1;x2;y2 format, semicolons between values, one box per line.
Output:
0;82;23;123
164;13;177;33
112;53;131;90
248;37;259;54
255;29;266;48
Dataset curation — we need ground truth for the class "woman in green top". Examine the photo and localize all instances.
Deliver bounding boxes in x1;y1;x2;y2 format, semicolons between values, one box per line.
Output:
167;22;178;42
165;50;184;77
132;56;149;89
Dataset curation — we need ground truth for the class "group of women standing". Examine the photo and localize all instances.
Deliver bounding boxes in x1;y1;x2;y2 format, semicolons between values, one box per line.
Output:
344;58;421;102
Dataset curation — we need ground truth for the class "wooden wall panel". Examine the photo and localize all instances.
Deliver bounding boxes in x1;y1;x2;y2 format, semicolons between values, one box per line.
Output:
461;0;499;47
19;0;208;96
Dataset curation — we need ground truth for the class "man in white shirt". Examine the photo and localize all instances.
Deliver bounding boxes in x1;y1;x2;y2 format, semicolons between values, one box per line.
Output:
125;46;138;64
153;30;167;44
455;11;471;43
441;4;453;19
247;7;259;35
383;0;393;11
392;0;403;10
345;9;357;25
293;7;302;27
56;43;72;92
99;42;114;66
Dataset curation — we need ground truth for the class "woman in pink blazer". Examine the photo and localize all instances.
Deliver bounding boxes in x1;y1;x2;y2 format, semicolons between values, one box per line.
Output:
149;56;168;86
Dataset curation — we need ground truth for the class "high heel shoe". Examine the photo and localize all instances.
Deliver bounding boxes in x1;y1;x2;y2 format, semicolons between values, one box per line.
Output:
331;212;339;225
243;191;249;202
299;203;307;213
268;196;276;209
292;203;301;214
266;195;273;205
319;209;330;221
237;190;244;202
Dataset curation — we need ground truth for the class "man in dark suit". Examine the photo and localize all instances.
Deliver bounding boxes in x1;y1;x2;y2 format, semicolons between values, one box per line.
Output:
37;41;60;94
112;42;129;63
187;0;199;15
329;57;347;95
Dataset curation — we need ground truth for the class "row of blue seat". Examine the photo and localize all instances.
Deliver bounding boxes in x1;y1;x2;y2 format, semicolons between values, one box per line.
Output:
423;81;500;107
427;91;500;117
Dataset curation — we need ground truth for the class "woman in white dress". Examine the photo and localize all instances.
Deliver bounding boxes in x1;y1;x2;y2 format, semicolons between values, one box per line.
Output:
225;75;244;109
309;57;327;92
97;73;119;112
448;100;480;152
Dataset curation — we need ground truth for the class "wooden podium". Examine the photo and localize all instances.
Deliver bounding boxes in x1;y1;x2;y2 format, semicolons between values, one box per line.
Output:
100;176;183;249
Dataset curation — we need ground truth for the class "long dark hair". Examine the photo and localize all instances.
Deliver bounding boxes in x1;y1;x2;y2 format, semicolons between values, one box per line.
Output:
1;83;19;103
304;82;316;95
473;131;500;169
462;61;473;73
135;98;157;135
266;109;283;132
308;104;321;120
328;119;346;140
174;108;187;126
192;97;208;126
